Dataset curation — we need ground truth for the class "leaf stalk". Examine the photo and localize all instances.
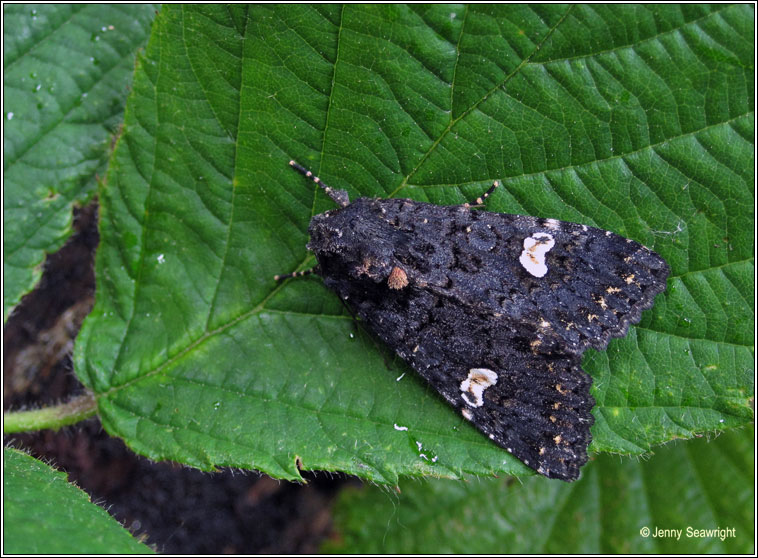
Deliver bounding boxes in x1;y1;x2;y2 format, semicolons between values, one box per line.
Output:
3;392;97;433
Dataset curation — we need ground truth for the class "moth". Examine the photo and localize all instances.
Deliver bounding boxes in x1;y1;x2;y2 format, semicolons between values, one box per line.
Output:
277;160;669;481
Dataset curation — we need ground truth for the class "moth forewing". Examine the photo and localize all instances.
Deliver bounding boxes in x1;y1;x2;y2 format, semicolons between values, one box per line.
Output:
278;161;669;481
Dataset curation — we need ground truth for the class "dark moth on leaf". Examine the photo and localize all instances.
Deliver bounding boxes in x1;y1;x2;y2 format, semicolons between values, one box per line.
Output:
278;161;669;481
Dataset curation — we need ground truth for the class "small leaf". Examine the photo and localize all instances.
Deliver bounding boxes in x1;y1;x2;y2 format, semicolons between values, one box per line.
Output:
75;4;753;482
3;448;153;554
3;4;156;321
324;427;755;554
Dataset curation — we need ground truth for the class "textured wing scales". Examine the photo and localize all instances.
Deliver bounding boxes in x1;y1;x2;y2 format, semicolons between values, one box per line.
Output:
375;200;669;354
320;271;595;481
306;194;669;481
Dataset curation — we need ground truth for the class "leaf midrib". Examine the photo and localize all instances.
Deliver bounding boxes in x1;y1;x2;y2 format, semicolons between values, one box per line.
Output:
389;5;576;198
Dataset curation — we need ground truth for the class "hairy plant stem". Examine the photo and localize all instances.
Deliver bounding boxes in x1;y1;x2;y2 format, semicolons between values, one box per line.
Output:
3;392;97;433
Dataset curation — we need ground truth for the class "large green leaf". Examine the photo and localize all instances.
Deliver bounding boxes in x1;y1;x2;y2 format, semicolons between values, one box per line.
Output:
3;447;153;554
75;4;753;483
3;4;156;321
324;426;754;553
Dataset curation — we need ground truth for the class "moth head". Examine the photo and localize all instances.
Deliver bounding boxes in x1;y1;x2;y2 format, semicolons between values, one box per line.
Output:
308;200;401;285
307;210;347;254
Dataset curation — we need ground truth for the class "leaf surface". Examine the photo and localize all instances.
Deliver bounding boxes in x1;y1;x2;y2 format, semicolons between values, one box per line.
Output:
3;448;153;554
324;427;755;554
3;4;156;321
75;4;754;482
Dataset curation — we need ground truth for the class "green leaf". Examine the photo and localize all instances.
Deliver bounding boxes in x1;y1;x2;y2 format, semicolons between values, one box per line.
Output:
3;4;156;321
324;426;755;553
75;5;753;482
3;447;153;554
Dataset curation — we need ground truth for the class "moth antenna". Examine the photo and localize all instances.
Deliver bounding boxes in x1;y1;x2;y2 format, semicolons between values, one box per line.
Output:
463;180;499;208
274;267;318;281
289;160;350;208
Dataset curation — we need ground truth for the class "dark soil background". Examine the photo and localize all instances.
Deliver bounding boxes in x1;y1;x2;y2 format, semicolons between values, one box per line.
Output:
3;202;357;553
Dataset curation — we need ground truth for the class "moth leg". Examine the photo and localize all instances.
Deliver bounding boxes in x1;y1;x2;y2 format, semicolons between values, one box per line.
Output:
288;160;350;208
273;267;318;281
463;180;499;208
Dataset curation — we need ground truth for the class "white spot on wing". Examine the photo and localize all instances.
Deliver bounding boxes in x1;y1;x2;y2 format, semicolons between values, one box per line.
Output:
460;368;498;407
519;232;555;278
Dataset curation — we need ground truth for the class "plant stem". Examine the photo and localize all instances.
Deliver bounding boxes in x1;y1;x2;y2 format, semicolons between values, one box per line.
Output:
3;392;97;433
